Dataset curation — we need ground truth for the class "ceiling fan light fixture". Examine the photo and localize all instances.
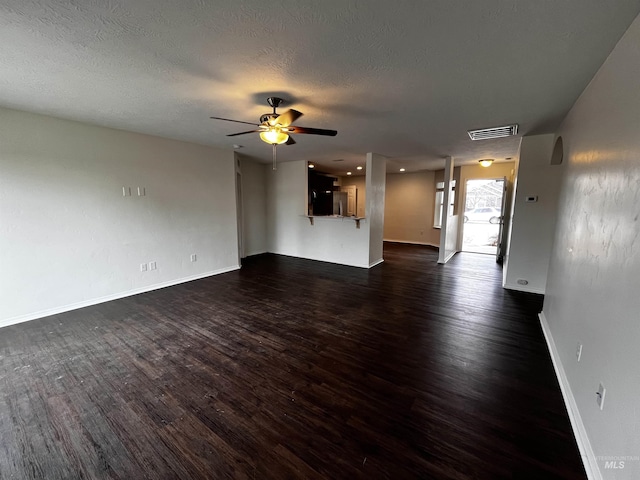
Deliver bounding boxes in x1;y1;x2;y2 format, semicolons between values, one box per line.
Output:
211;98;337;168
260;129;289;145
479;158;494;167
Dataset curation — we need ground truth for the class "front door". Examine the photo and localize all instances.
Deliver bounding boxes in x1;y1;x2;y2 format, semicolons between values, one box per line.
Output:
461;178;506;256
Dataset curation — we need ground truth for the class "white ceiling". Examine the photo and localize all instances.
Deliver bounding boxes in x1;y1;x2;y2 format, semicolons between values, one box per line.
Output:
1;0;639;174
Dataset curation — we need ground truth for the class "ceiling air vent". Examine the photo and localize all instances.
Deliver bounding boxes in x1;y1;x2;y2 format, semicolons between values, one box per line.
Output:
468;124;519;141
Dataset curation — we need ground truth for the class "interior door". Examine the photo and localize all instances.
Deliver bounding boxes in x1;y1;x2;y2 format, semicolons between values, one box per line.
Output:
342;185;357;216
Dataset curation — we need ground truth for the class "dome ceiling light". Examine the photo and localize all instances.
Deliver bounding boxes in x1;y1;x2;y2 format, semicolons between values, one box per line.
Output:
479;159;494;167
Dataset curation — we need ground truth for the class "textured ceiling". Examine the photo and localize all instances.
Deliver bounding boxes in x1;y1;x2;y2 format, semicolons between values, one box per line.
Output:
1;0;639;173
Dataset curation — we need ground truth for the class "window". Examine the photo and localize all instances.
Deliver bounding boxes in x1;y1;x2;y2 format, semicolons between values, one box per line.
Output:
434;180;455;228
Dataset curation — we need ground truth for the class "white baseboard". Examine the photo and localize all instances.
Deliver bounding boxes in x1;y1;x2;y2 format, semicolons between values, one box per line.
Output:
503;282;546;295
0;265;240;330
266;250;372;269
539;312;601;480
437;250;457;264
369;258;384;268
383;239;439;248
243;250;268;257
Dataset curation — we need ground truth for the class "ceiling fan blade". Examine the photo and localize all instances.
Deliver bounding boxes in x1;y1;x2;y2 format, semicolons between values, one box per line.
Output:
285;136;296;145
276;109;303;127
289;126;337;136
227;130;260;137
210;116;259;127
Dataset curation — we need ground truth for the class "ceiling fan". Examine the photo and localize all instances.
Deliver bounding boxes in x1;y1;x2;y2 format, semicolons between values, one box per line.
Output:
210;97;337;169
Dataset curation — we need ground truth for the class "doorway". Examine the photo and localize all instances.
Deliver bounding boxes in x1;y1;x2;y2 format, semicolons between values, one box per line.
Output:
461;178;505;255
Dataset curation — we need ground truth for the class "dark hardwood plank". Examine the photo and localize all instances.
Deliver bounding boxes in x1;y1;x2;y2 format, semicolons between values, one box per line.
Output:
0;243;585;479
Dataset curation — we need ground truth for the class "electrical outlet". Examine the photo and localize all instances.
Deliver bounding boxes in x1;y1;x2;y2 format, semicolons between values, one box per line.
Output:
137;187;146;196
122;187;131;197
149;261;157;271
140;263;147;272
576;343;583;362
190;254;197;262
596;383;606;410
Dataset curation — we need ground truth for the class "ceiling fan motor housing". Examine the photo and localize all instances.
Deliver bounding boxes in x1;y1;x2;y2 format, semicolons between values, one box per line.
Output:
262;97;285;124
260;113;280;125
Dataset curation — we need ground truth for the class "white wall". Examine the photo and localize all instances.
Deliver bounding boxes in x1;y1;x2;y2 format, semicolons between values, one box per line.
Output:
384;170;439;247
543;13;640;480
239;155;268;256
267;160;371;268
504;134;563;294
0;107;239;327
366;153;387;267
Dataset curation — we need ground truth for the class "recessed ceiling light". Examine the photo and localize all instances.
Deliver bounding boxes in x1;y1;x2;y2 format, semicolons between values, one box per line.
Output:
468;124;519;141
347;171;352;175
399;168;406;172
308;163;315;168
356;166;363;170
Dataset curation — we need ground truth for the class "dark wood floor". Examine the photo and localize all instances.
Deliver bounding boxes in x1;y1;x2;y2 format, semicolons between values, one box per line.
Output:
0;243;585;479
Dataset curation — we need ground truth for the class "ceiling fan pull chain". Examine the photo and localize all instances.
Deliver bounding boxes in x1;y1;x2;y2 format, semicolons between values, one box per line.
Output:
272;144;277;171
